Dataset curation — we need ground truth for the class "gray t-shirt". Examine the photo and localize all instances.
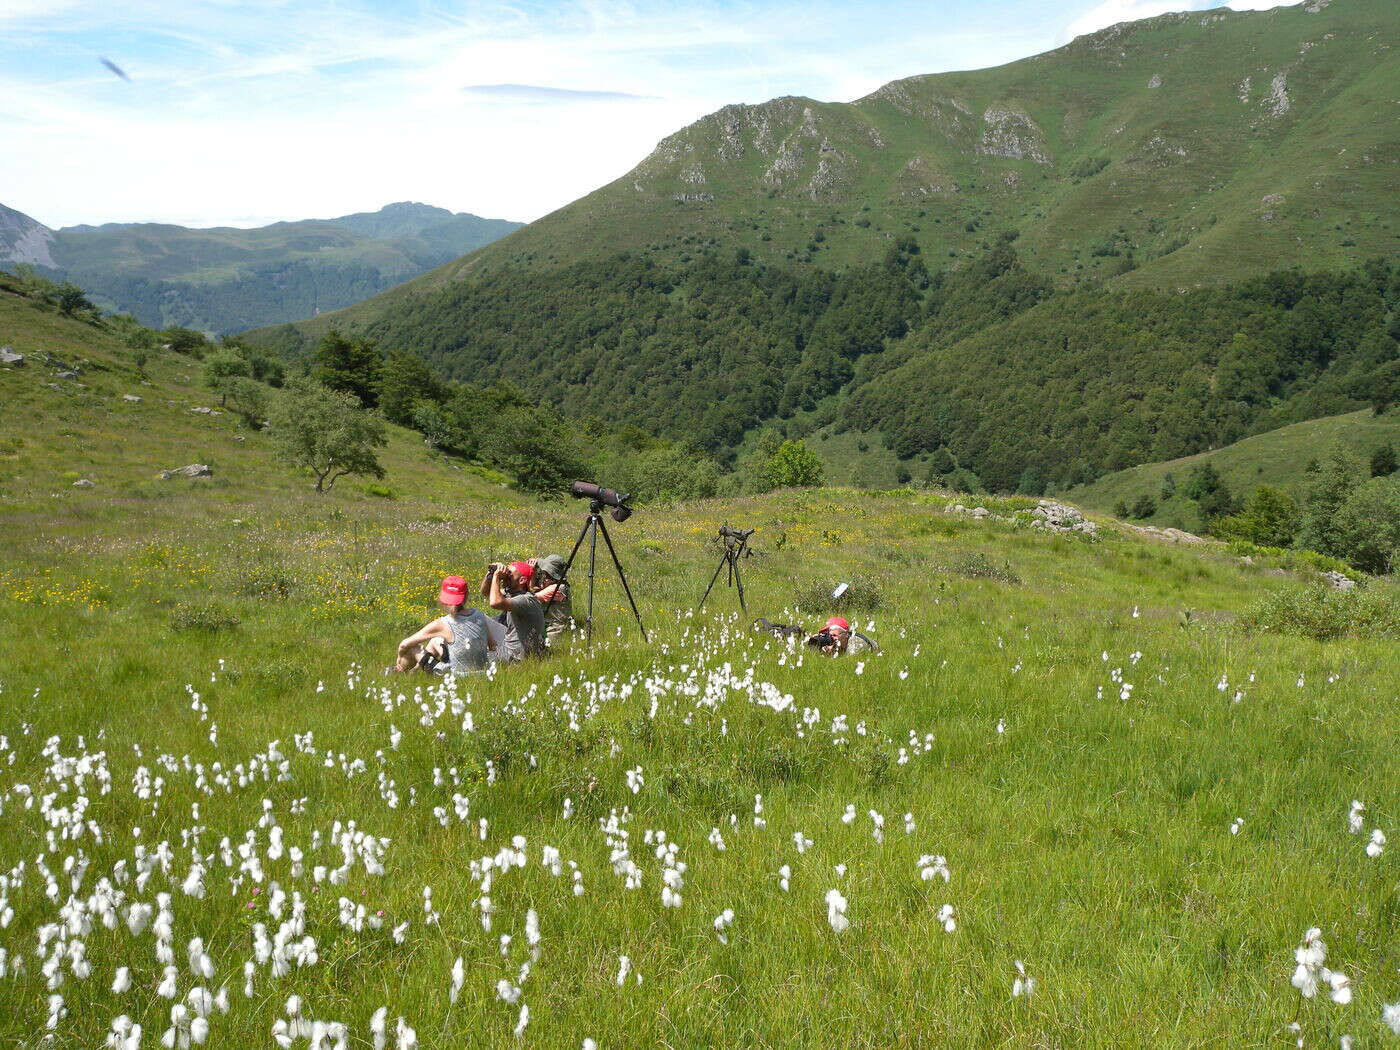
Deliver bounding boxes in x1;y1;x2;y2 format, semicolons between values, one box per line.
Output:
502;592;547;660
444;609;491;674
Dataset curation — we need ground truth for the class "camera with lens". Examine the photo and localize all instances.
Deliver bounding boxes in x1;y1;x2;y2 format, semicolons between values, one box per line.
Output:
570;481;634;522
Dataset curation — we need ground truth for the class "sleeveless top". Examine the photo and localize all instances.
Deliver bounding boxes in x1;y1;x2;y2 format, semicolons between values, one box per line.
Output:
444;609;490;673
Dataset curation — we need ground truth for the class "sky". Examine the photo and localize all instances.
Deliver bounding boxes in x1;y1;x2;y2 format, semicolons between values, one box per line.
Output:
0;0;1287;230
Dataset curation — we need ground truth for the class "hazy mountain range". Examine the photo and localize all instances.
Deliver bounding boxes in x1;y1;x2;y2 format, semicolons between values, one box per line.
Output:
0;202;520;334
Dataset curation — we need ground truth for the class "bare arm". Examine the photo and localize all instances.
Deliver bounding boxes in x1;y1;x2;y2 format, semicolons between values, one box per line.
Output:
398;618;449;656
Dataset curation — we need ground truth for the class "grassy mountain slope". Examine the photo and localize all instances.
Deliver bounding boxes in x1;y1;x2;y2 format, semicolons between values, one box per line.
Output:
276;0;1398;344
1065;407;1400;526
4;275;1400;1045
0;202;521;336
0;274;521;517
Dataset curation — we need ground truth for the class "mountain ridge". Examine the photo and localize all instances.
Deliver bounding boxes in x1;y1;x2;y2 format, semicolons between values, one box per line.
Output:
268;0;1397;344
0;202;522;334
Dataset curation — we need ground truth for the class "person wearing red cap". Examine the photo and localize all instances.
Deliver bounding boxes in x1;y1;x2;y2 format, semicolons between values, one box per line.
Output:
391;575;498;674
808;616;852;655
487;560;547;661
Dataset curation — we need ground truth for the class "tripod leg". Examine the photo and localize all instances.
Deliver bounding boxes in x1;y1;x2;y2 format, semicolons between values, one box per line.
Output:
698;552;729;611
563;516;591;578
732;550;747;613
586;516;598;647
597;517;648;642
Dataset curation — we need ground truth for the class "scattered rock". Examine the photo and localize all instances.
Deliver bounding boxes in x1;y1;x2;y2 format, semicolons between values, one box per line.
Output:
1322;570;1356;591
191;406;213;414
1263;71;1290;117
159;464;213;480
1128;523;1206;544
947;498;1098;537
1026;500;1099;536
123;394;142;403
56;370;79;380
0;348;23;367
1148;74;1163;89
72;478;95;488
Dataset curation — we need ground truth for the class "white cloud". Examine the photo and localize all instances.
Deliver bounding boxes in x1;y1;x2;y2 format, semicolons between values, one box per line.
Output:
0;0;1124;228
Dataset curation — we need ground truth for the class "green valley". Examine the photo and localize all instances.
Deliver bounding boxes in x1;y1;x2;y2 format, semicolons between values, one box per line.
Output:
0;202;521;335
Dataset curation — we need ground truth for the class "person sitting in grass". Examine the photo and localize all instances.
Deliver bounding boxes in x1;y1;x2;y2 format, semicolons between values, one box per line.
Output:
391;575;498;674
487;561;547;661
531;554;574;647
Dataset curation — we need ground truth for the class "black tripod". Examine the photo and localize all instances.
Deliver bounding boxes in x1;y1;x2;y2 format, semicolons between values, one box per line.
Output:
562;499;648;646
698;526;754;612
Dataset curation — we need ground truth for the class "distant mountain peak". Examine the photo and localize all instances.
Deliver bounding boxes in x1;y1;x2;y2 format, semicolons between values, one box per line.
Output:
0;203;57;268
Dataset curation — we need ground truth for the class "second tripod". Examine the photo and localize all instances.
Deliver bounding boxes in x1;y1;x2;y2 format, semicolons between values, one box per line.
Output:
562;499;648;646
698;525;754;612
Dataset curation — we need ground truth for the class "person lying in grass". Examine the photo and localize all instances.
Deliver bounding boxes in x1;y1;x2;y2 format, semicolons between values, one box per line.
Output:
391;575;499;674
807;616;853;655
754;615;877;655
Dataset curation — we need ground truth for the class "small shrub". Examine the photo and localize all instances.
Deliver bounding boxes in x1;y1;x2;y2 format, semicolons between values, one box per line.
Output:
792;573;885;613
1240;587;1400;641
364;483;397;499
168;603;240;632
945;552;1022;585
235;570;294;600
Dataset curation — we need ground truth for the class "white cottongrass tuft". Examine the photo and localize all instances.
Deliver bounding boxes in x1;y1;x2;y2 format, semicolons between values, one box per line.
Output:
825;889;849;934
1012;960;1035;999
713;908;735;945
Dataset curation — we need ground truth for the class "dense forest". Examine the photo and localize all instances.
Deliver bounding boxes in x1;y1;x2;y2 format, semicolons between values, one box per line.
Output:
256;245;1400;491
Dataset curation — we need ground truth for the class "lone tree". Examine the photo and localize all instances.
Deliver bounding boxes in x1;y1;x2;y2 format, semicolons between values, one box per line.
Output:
56;281;94;317
269;376;387;492
202;349;250;407
764;439;825;489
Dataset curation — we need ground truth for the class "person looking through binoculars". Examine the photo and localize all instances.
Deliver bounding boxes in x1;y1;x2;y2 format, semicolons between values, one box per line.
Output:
485;560;548;661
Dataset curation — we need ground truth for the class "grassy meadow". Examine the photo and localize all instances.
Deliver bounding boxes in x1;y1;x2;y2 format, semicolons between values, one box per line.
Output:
1067;409;1400;531
3;299;1400;1047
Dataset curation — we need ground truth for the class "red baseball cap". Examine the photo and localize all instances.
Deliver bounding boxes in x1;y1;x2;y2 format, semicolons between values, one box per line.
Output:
510;560;535;584
438;576;467;605
825;616;850;632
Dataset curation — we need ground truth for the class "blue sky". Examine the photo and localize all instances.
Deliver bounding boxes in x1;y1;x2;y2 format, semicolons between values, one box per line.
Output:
0;0;1282;229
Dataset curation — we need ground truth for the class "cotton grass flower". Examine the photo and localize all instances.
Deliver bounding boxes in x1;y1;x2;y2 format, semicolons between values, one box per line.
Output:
1011;960;1036;999
1382;1001;1400;1035
1366;828;1386;858
825;889;849;933
918;855;951;882
1348;800;1365;834
1291;927;1327;999
713;908;734;945
449;956;464;1004
936;904;956;932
